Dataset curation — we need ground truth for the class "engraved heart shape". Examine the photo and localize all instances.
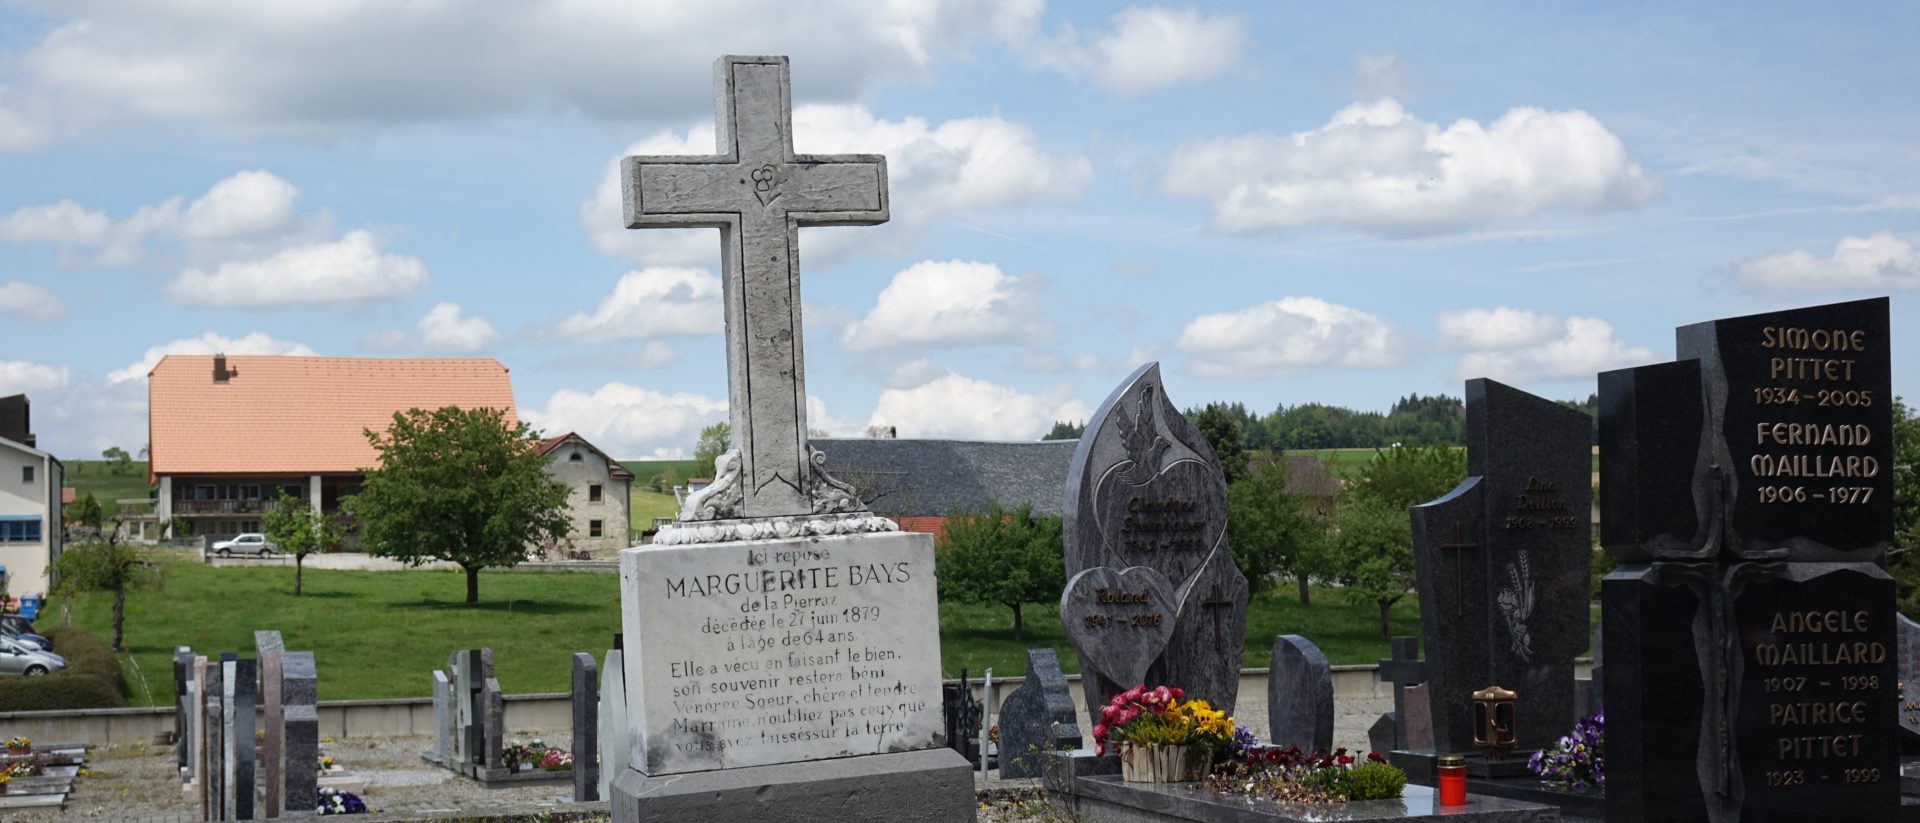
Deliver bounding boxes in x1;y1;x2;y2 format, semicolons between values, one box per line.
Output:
1094;457;1227;590
1060;565;1180;688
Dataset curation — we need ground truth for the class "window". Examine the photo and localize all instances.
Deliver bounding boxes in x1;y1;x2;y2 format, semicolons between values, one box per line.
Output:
589;484;603;502
21;465;32;484
283;484;303;499
590;520;604;538
0;518;41;543
569;452;583;462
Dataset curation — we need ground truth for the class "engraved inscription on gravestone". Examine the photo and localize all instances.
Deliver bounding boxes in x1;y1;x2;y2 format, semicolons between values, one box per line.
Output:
1675;297;1892;561
620;531;945;774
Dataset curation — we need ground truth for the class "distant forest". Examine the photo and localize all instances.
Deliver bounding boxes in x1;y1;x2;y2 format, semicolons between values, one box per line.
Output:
1045;393;1599;448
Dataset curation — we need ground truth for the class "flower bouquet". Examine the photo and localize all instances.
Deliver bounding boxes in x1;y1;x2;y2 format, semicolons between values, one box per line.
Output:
1530;711;1604;791
316;787;369;815
1093;685;1235;783
1206;741;1407;803
4;737;29;755
538;747;573;772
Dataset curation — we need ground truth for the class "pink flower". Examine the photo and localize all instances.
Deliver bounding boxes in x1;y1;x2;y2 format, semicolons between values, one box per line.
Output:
1092;723;1106;740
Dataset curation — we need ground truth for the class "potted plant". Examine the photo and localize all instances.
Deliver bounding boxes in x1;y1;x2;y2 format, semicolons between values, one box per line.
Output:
1092;685;1235;783
1530;711;1604;791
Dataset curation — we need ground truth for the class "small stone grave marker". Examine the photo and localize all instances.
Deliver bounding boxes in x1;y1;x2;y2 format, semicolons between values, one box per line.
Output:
1267;635;1332;752
995;649;1081;779
571;652;598;801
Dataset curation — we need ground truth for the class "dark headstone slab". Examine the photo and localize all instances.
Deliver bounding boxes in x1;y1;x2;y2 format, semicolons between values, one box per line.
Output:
571;652;599;801
1600;359;1713;561
255;631;285;819
205;658;224;820
1900;613;1920;743
173;647;193;771
231;656;257;820
1401;683;1435;751
1606;561;1899;822
483;677;505;771
1674;297;1892;562
1063;362;1246;715
1368;713;1397;757
1411;378;1591;754
282;651;319;816
996;649;1082;779
1267;635;1332;752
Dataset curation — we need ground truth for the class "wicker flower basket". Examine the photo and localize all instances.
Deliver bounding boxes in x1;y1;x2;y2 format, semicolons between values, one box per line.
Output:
1118;743;1213;783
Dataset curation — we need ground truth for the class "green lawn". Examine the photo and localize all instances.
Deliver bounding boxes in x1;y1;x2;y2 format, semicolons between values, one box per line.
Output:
61;557;1429;706
60;459;154;518
629;489;680;533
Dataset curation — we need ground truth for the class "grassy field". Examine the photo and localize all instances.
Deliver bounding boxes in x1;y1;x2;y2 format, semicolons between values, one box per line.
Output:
60;459;154;518
620;459;703;484
60;556;1427;706
628;488;680;532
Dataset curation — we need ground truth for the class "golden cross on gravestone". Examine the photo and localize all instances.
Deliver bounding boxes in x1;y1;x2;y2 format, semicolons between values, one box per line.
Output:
1438;521;1478;617
623;55;888;521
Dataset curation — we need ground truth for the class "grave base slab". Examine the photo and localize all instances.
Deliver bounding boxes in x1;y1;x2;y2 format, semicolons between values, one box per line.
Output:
609;747;975;823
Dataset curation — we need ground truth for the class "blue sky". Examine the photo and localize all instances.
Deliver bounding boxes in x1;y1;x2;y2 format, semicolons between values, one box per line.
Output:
2;1;1918;459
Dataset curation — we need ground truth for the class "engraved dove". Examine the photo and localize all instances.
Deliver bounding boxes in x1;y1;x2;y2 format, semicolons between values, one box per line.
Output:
1115;383;1171;486
1496;553;1536;661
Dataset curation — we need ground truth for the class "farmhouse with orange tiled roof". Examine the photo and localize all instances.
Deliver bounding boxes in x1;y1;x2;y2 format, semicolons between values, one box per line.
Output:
145;354;517;547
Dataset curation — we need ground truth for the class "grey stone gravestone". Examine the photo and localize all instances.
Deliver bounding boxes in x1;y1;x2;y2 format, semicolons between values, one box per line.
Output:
1267;635;1333;752
174;647;193;772
1062;362;1248;717
1367;714;1396;757
283;651;318;817
995;649;1081;779
1410;378;1590;759
483;677;505;771
1602;298;1898;822
572;652;599;801
1400;683;1434;750
448;648;494;770
608;55;971;823
255;631;284;819
1901;613;1920;742
597;648;626;802
230;657;257;820
428;670;450;764
1374;636;1426;752
193;655;209;817
207;657;225;820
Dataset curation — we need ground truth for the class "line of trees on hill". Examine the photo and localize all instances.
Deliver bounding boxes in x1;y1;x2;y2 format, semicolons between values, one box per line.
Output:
1047;393;1600;449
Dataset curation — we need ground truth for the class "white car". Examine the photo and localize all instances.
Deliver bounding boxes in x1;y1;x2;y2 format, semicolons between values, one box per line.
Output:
212;532;277;558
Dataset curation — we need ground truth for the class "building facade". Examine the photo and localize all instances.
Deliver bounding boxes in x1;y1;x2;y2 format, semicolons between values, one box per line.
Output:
537;433;633;556
0;394;63;599
146;355;518;546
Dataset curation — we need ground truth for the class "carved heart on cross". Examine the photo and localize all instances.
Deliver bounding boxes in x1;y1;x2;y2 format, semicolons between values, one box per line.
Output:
1060;565;1180;688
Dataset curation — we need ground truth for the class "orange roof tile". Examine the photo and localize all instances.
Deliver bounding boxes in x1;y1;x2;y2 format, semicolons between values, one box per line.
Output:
149;355;516;478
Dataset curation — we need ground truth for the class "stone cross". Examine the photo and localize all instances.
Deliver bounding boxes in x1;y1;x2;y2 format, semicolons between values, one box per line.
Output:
1375;637;1426;751
623;55;887;520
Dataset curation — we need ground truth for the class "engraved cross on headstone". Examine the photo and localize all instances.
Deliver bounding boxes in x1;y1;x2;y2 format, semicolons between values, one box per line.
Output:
623;55;888;520
1438;521;1479;617
1201;583;1234;651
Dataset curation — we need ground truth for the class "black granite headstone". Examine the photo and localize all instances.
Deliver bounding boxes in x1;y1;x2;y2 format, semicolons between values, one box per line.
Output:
1601;298;1900;823
1410;378;1591;756
231;657;257;820
571;652;599;801
1268;634;1333;752
996;649;1082;779
173;646;193;771
1062;362;1248;716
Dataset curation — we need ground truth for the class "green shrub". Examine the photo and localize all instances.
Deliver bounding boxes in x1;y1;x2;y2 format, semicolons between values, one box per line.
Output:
0;626;126;711
1349;761;1408;800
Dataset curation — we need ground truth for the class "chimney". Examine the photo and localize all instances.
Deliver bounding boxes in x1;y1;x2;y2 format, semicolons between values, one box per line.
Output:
0;395;29;447
214;353;231;384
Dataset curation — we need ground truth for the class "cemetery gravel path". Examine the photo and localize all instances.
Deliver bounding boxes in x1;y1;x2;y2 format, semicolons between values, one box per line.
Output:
25;697;1394;821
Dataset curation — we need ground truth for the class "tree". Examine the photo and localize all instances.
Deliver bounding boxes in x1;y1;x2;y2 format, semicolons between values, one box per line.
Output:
1346;443;1467;510
1336;497;1419;640
346;406;571;604
1192;403;1248;484
1226;459;1329;605
69;492;105;531
101;446;131;474
1043;420;1085;441
693;422;731;479
262;491;343;596
936;502;1065;641
53;537;160;651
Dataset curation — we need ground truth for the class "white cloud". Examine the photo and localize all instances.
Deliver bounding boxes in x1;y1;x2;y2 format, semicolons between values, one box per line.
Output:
547;268;723;343
1434;307;1565;351
1016;346;1156;375
1354;52;1412;101
520;383;728;459
1734;230;1920;291
0;87;46;151
108;331;317;384
1027;7;1244;96
416;303;504;352
885;357;948;389
1451;315;1654;384
0;360;70;396
0;199;110;245
841;259;1048;351
0;282;65;320
867;372;1089;440
1174;297;1408;377
179;169;300;241
1162;99;1660;235
3;1;1045;145
583;105;1090;265
166;230;428;307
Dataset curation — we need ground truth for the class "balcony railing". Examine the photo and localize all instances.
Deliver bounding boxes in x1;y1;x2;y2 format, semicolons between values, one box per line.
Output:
174;499;271;514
